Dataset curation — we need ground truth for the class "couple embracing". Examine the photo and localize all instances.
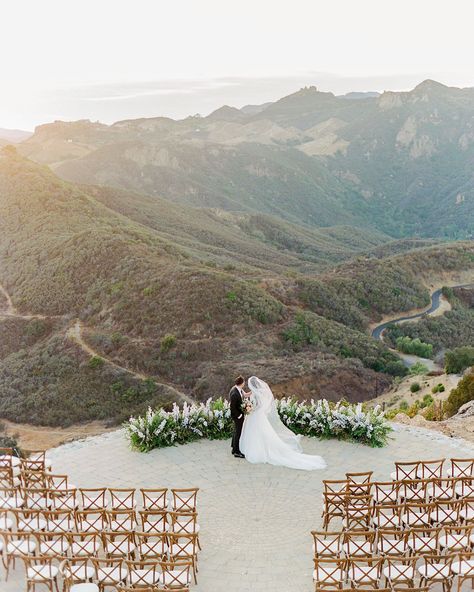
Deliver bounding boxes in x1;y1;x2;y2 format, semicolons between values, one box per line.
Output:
229;375;326;471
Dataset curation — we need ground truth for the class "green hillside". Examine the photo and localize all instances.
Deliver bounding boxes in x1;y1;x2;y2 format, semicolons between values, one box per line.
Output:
3;149;472;427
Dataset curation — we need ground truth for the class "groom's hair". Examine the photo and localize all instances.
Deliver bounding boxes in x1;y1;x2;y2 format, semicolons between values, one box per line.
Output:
235;375;245;386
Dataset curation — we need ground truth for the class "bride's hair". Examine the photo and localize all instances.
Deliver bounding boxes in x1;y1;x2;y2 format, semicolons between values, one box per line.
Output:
235;375;245;386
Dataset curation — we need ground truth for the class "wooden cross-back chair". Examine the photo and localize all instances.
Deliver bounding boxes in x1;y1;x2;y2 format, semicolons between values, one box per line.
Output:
168;533;199;584
382;554;417;588
312;557;346;590
140;488;169;511
311;531;343;558
407;526;441;556
108;488;136;511
346;555;384;588
170;488;199;512
160;559;193;589
391;461;420;482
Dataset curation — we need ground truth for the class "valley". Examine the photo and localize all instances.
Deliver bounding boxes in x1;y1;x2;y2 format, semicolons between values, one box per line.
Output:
1;80;474;436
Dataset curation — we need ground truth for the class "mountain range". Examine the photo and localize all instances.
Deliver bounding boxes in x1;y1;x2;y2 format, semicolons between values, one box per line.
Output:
18;80;474;239
1;79;474;429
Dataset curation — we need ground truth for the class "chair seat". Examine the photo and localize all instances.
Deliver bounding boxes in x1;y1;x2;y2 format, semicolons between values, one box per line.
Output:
143;521;168;532
313;540;340;555
71;584;99;592
109;520;136;532
383;565;415;581
46;518;75;532
418;563;451;579
402;489;425;502
429;485;454;500
18;518;47;531
96;566;128;583
67;566;95;581
40;540;70;555
0;496;23;509
430;510;458;524
129;569;161;585
162;569;191;586
71;541;101;556
8;540;36;555
172;523;200;534
105;541;135;555
351;566;379;582
408;537;437;552
439;534;469;550
345;541;372;555
460;507;474;520
27;565;59;581
141;542;169;557
373;516;399;528
402;514;430;527
0;454;21;467
52;498;78;511
379;539;406;554
26;498;51;510
313;568;343;583
452;560;474;575
0;516;13;530
374;490;397;503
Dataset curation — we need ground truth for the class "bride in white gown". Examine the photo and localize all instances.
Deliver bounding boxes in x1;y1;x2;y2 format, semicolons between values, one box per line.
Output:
239;376;326;471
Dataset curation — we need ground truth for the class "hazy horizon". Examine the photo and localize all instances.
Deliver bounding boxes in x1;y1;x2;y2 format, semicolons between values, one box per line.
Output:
2;74;474;132
2;0;474;130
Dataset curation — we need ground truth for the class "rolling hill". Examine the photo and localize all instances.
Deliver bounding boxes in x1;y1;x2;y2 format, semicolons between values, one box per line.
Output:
1;147;473;428
18;80;474;239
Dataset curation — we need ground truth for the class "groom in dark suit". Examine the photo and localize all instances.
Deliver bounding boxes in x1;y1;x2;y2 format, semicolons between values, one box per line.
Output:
229;375;248;458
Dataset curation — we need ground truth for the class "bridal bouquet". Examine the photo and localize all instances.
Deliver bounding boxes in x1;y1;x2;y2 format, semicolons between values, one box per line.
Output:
241;398;254;415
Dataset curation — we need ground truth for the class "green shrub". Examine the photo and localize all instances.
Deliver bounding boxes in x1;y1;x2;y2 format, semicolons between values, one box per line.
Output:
160;334;177;353
396;336;433;358
422;393;434;407
444;372;474;417
88;356;105;369
399;400;409;410
409;362;429;376
445;346;474;374
410;382;421;393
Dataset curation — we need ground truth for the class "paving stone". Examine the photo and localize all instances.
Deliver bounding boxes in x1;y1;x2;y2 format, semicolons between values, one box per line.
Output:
4;424;473;591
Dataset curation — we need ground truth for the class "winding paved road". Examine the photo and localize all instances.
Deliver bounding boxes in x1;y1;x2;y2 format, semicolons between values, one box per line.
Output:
371;282;474;341
371;282;474;369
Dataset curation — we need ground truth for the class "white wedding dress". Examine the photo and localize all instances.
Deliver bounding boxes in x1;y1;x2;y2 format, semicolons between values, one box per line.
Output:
239;376;326;471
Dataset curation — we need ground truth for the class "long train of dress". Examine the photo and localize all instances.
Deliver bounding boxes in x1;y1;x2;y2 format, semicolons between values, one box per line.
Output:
239;377;326;471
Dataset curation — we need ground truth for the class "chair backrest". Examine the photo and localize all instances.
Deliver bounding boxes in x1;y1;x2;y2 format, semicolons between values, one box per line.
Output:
376;528;408;556
109;488;136;510
139;510;168;533
92;557;127;584
169;511;198;534
373;481;400;505
160;559;192;588
75;509;108;532
23;487;50;509
51;488;77;511
313;557;345;585
24;555;57;581
343;529;376;556
384;555;417;579
140;488;168;511
346;555;383;583
80;488;107;510
311;531;343;558
44;509;75;532
168;532;199;560
431;499;461;524
409;527;441;554
135;531;168;560
21;469;48;490
68;531;102;557
37;530;70;555
47;474;70;492
373;503;403;529
22;450;47;472
108;509;136;532
450;458;474;478
322;479;348;495
125;560;161;587
62;556;95;583
401;479;427;503
102;531;135;556
395;461;420;481
171;488;199;512
455;477;474;498
346;471;373;495
419;459;445;479
0;486;23;508
0;467;15;488
421;554;453;579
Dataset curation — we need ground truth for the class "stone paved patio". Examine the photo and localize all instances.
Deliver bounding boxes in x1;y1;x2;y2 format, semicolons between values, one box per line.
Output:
5;424;474;592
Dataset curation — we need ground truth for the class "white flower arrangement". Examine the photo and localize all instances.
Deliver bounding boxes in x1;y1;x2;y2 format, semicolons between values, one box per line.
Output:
126;396;391;452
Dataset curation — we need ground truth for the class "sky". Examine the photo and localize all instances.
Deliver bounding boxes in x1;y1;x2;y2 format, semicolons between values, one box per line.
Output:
2;0;474;130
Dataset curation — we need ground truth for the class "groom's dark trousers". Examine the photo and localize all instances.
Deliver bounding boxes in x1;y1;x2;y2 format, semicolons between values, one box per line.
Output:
229;386;244;455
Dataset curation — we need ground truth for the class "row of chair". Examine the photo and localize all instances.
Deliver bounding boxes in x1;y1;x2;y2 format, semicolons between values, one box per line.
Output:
313;552;474;592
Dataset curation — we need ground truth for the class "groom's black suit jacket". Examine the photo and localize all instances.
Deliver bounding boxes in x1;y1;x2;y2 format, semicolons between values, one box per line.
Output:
229;386;243;421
